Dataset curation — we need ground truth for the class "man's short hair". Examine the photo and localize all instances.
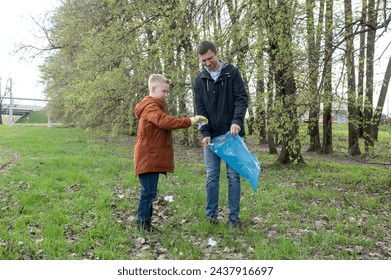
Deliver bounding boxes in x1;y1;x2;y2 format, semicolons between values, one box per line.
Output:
197;41;217;55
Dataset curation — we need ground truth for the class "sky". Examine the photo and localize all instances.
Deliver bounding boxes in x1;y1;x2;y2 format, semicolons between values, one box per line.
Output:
0;0;390;114
0;0;60;107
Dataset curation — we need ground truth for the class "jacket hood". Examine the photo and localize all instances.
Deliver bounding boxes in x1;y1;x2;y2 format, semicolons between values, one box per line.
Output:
135;96;164;119
201;60;230;78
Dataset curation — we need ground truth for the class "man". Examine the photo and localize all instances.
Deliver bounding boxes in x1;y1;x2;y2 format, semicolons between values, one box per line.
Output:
194;41;248;228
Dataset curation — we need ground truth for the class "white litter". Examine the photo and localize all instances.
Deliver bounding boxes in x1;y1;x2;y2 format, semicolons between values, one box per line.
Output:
208;238;217;247
198;121;206;130
164;195;174;202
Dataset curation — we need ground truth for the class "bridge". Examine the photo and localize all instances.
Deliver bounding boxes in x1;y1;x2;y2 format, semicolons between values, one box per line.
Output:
1;103;45;115
1;77;48;126
1;96;48;127
1;97;47;114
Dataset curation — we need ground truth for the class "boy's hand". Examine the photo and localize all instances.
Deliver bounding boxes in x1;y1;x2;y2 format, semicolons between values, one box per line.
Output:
191;115;208;125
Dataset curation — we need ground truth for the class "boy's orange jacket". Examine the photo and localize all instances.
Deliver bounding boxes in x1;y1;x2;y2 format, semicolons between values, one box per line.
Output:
134;96;191;175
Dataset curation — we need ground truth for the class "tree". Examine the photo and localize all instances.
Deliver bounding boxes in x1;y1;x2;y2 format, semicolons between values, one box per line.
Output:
320;0;334;154
344;0;362;156
373;54;391;139
269;0;304;164
363;0;377;152
306;0;324;152
357;0;367;138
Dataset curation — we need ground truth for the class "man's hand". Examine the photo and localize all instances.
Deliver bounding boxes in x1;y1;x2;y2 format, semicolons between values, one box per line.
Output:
202;136;211;147
230;124;241;136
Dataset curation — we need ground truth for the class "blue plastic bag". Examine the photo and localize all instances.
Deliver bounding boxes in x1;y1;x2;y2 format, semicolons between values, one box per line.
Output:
209;132;261;192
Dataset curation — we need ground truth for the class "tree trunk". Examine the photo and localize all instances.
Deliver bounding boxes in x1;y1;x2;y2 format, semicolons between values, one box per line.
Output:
266;63;278;153
276;70;304;164
344;0;361;156
255;62;267;144
373;54;391;139
267;69;278;154
320;0;333;154
264;0;278;154
357;0;367;138
306;0;322;151
0;101;2;125
363;0;377;152
274;0;305;165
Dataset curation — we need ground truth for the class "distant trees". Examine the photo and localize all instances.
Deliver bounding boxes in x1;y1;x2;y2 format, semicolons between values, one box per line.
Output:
36;0;390;163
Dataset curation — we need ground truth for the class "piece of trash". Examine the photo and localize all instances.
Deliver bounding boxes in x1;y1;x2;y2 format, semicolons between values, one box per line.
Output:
199;120;210;130
164;195;174;202
208;238;217;247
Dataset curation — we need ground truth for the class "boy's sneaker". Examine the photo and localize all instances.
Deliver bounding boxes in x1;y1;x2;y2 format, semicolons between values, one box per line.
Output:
137;221;154;232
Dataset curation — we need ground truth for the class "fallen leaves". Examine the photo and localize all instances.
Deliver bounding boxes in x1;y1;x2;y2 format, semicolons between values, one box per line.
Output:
67;184;85;193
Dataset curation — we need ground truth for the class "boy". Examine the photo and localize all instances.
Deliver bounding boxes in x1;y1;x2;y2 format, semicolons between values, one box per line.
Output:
134;74;207;231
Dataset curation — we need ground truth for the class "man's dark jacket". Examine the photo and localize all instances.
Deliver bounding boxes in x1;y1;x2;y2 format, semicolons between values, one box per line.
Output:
194;61;248;139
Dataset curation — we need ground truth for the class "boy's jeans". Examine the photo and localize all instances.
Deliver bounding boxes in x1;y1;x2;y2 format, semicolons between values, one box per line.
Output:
137;172;159;225
204;145;241;223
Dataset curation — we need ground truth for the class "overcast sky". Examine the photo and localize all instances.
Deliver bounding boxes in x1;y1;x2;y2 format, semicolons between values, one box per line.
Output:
0;0;59;107
0;1;390;113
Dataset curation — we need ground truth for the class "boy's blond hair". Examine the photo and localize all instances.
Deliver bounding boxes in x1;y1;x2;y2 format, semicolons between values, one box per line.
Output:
148;74;170;93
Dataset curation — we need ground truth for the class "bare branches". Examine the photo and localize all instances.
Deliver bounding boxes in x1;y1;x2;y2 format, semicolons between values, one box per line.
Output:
14;13;62;60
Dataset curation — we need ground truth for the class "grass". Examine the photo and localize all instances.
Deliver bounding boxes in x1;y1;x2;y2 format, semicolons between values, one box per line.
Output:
0;123;390;260
16;111;49;124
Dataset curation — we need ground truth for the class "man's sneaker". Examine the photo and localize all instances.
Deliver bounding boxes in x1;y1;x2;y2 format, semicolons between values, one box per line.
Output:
227;220;239;228
207;217;219;225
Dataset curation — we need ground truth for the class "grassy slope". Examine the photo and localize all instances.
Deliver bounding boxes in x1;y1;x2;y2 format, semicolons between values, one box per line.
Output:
0;124;389;260
16;111;48;123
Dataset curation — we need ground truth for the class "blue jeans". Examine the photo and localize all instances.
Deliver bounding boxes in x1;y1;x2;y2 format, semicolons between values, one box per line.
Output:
137;172;159;225
204;145;241;222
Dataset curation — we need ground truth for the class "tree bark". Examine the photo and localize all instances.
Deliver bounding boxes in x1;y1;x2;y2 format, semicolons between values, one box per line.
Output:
357;0;367;138
274;0;305;164
306;0;322;151
255;56;267;144
264;0;278;154
373;55;391;139
363;0;377;152
344;0;362;156
320;0;333;154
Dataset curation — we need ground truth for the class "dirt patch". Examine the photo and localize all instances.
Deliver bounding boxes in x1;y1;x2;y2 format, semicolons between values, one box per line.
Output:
0;153;19;172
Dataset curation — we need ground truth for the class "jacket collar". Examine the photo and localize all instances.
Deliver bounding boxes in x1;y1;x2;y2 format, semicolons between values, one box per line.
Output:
200;61;230;80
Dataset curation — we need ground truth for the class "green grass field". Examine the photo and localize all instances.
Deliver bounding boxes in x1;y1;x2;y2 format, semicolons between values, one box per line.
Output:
0;124;390;260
